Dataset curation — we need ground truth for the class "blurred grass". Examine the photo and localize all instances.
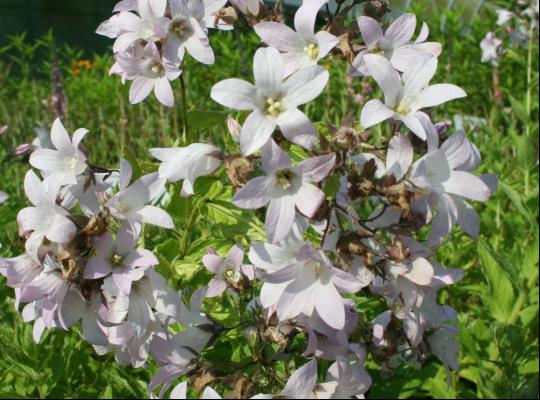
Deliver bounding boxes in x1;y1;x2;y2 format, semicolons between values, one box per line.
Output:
0;4;538;399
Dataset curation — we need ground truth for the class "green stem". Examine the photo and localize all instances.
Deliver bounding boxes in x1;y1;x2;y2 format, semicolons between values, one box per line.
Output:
180;73;189;145
180;206;200;258
508;269;539;325
525;22;534;138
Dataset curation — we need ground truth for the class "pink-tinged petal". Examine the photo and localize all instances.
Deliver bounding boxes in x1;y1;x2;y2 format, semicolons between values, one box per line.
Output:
126;249;159;268
417;84;466;109
405;257;434;285
415;21;430;43
384;13;417;46
170;382;188;400
265;197;296;243
403;312;423;346
113;271;133;295
129;76;155;104
240;110;276;156
206;277;227;297
260;281;289;309
314;282;345;329
260;139;292;174
46;214;77;243
283;65;328;106
50;118;72;152
276;278;315;321
402;55;438;98
23;170;48;206
241;264;256;280
115;223;139;254
154;77;174;107
480;173;498;195
58;289;86;329
398;113;428;140
350;50;369;76
295;153;335;182
427;194;458;246
84;256;113;279
294;0;323;37
136;205;174;228
254;22;304;52
294;183;325;218
363;54;403;107
113;31;142;53
373;310;392;347
227;245;244;268
232;176;271;209
185;35;215;65
202;387;221;399
386;133;413;181
331;268;364;293
282;359;317;398
203;253;226;274
357;16;383;48
253;47;284;94
119;159;133;189
455;198;480;238
211;78;256;110
315;31;338;58
443;171;491;201
277;108;317;150
360;99;395;129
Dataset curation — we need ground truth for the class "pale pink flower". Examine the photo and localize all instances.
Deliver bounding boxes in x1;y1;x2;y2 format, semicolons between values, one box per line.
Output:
211;47;329;155
233;140;335;243
360;54;466;141
254;0;338;76
29;118;88;186
351;13;442;75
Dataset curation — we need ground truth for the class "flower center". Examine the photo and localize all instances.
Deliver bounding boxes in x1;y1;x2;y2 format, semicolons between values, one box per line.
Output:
396;100;411;115
170;18;193;40
265;97;284;118
111;254;123;267
225;268;242;283
150;61;164;76
313;262;322;274
304;43;320;60
116;202;129;213
276;169;294;189
371;46;385;56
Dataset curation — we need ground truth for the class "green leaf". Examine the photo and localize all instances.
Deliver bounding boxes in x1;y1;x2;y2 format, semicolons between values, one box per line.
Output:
499;181;536;229
478;240;516;324
187;110;228;130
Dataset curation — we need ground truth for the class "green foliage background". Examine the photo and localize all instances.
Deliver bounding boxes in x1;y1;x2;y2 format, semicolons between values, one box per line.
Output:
0;3;538;399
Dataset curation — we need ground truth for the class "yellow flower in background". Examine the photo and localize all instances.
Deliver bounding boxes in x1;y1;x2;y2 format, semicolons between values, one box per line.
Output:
71;59;94;76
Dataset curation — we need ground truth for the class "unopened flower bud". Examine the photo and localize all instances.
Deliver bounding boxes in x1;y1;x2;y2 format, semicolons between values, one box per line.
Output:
227;116;241;143
332;127;356;150
216;6;238;26
243;326;259;348
364;0;390;19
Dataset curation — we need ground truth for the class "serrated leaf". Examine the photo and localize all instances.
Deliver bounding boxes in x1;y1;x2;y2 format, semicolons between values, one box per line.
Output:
478;240;515;324
500;181;536;228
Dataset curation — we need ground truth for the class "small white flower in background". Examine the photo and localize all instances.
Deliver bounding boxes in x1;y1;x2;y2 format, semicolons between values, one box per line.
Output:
17;170;77;259
211;46;329;155
233;140;335;243
0;191;7;204
29;118;88;186
252;359;319;399
360;54;466;142
229;0;261;18
150;143;222;196
254;0;338;76
496;9;514;26
351;13;442;75
106;159;174;229
480;32;503;66
190;0;231;31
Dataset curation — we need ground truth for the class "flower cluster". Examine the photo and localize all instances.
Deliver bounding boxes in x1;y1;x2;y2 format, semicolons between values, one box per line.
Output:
2;1;500;399
480;0;538;65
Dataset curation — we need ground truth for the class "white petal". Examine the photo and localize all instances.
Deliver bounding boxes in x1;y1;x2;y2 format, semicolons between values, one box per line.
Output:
360;99;395;129
211;79;256;110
